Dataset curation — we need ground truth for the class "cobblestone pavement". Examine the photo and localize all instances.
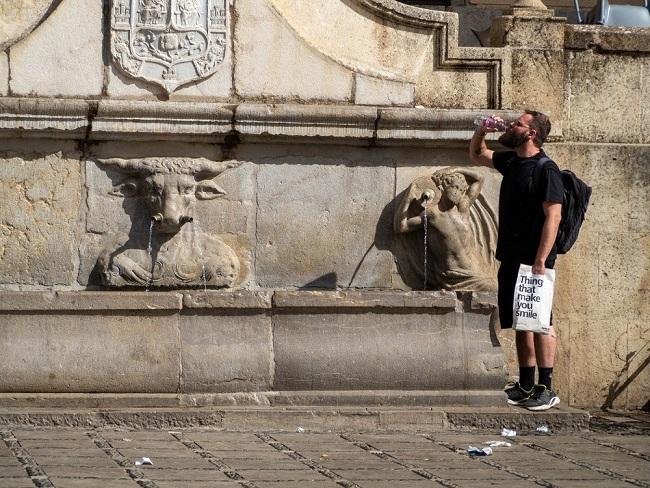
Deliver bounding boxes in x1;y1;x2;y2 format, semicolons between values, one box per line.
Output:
1;425;649;488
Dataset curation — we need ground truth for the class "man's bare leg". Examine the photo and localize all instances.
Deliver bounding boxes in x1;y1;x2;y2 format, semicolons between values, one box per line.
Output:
516;330;536;390
534;328;557;368
516;330;536;366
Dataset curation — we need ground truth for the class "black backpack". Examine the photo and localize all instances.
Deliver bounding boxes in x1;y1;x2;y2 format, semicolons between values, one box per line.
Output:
534;157;592;254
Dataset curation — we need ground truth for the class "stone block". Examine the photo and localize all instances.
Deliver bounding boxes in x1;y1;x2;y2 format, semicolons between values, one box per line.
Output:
377;109;519;145
417;67;492;109
272;308;504;390
272;290;458;309
595;232;649;321
567;51;645;144
0;98;90;140
354;74;414;106
235;104;377;140
569;317;628;409
0;291;182;311
462;309;508;390
628;146;650;232
255;161;394;288
0;52;7;95
9;0;103;97
183;290;272;309
448;6;504;47
180;312;273;392
234;0;353;101
626;318;650;410
0;0;61;51
508;49;565;125
0;151;82;286
91;101;234;142
0;312;181;392
491;15;565;49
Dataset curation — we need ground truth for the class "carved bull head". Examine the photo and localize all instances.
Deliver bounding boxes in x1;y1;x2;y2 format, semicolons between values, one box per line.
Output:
104;158;241;233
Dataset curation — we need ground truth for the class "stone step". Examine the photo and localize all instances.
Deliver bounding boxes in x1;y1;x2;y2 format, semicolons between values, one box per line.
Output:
0;405;589;433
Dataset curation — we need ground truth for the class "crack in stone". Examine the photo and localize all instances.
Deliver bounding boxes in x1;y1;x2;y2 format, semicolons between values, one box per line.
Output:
340;433;461;488
168;431;259;486
255;432;363;488
86;431;159;488
0;429;54;488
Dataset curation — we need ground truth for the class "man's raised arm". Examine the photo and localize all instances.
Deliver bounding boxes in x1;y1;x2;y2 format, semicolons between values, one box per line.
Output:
469;125;495;168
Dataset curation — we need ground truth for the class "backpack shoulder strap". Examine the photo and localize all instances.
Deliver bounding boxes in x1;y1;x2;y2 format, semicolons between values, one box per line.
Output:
531;155;554;193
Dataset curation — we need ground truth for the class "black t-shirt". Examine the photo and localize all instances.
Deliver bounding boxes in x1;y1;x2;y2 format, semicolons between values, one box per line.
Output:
493;150;564;266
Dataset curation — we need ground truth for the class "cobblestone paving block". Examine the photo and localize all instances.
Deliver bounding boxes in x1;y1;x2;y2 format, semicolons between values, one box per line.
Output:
143;467;234;481
0;478;38;488
252;482;344;488
50;479;140;488
0;464;29;477
153;483;241;488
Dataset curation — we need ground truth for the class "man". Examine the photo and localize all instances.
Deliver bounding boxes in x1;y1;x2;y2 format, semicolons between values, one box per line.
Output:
469;111;563;410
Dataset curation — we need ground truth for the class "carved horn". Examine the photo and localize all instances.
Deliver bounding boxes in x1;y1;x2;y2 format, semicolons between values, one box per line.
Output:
99;158;151;174
193;159;242;178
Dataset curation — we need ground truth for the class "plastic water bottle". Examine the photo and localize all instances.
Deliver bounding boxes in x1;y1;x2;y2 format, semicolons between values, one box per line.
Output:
474;115;508;131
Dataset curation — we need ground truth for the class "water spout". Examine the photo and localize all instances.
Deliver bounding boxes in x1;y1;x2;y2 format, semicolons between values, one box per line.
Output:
146;219;155;291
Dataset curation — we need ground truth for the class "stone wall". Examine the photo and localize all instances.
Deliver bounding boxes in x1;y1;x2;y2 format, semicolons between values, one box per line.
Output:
0;0;647;409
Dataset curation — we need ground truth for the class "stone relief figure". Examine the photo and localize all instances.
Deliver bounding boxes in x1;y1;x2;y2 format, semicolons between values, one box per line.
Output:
96;158;241;288
176;0;201;26
394;167;498;291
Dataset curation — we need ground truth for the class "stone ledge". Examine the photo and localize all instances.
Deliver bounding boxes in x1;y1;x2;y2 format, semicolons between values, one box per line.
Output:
0;291;182;311
0;290;478;311
377;108;520;143
183;290;273;309
0;99;533;144
0;390;504;408
234;103;377;141
272;290;459;309
0;405;591;432
92;100;234;141
0;98;89;138
565;25;650;53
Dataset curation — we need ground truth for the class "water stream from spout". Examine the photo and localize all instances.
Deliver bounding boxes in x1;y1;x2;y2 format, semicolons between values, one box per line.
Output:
146;219;155;292
423;207;428;291
193;220;208;292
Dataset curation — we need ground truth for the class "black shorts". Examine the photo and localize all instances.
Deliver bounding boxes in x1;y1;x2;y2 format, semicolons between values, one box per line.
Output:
497;260;554;329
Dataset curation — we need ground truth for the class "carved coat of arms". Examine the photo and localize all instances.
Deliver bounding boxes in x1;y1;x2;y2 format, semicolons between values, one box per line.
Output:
111;0;227;93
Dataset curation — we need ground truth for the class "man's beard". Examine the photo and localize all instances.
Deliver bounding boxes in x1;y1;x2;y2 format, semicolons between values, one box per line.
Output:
498;130;528;148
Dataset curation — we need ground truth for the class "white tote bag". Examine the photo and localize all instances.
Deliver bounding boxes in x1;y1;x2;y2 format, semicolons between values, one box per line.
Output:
512;264;555;335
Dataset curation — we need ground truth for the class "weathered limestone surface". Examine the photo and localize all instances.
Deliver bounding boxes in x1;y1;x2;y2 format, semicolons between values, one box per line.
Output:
0;0;60;51
0;149;82;287
566;50;649;144
180;313;273;392
273;308;504;390
9;0;103;97
0;52;7;96
354;75;414;106
255;158;394;289
234;0;353;101
0;313;180;393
